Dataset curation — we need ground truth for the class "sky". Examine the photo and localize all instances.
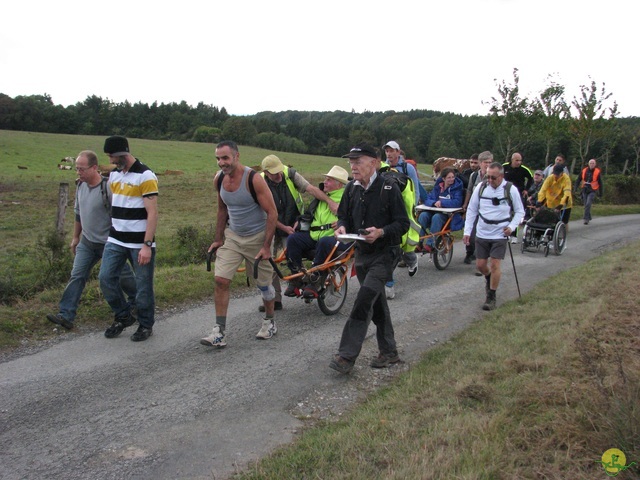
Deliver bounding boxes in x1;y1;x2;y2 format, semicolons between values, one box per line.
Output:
1;0;635;117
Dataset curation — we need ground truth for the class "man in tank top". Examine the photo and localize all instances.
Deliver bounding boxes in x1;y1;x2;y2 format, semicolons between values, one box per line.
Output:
200;140;278;348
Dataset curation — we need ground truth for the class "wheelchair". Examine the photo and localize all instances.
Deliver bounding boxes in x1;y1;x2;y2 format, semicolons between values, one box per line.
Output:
520;207;567;257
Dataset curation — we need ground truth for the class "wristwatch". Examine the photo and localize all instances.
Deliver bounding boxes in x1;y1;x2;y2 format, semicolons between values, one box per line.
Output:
144;240;153;247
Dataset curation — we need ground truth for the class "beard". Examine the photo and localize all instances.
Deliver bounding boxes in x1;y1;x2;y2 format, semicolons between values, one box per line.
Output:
113;156;128;171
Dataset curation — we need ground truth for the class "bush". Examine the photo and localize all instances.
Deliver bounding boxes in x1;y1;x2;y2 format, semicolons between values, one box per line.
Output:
0;230;73;305
603;175;640;204
173;225;214;265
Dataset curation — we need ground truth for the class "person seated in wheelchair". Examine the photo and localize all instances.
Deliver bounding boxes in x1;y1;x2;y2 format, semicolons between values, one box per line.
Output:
417;167;464;253
523;169;545;221
535;163;573;225
284;166;349;299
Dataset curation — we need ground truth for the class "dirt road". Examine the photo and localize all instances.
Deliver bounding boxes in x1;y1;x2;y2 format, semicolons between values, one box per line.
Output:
2;215;639;479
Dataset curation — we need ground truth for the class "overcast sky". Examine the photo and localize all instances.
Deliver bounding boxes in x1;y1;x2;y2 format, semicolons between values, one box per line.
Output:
1;0;634;117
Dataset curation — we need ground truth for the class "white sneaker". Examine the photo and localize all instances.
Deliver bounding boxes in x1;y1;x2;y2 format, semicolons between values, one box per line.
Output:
200;326;226;348
408;262;418;277
256;319;277;339
510;237;518;244
385;285;395;299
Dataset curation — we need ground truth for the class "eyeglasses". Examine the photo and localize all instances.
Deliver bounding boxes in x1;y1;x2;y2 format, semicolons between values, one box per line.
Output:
486;175;501;180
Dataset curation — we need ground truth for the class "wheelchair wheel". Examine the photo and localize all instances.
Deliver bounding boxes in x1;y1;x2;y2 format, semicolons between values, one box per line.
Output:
520;225;528;253
433;234;454;270
318;266;348;315
553;222;567;255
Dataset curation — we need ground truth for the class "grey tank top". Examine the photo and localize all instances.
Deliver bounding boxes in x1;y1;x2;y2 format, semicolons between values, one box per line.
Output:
220;167;266;236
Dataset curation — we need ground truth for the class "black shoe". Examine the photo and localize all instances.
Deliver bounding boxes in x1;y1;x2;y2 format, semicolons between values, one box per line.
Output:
482;291;497;311
329;355;355;374
131;325;153;342
258;301;282;312
104;313;136;339
302;284;319;299
463;254;472;265
47;313;74;330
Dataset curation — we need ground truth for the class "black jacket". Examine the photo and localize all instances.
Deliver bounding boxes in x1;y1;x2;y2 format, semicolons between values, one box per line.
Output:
337;173;410;254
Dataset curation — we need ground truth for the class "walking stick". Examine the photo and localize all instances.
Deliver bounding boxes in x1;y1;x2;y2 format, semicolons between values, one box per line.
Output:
506;239;522;299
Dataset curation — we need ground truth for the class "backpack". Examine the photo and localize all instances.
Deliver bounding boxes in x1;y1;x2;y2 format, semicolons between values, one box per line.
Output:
216;169;258;204
477;180;515;225
378;167;420;252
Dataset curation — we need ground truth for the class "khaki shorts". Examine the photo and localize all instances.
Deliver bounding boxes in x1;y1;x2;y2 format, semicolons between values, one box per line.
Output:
214;228;273;287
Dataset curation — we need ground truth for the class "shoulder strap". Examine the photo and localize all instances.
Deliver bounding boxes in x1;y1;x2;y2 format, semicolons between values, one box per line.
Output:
216;169;258;204
100;177;111;211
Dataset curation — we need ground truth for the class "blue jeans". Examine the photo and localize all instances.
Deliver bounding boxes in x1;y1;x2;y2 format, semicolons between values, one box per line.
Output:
418;211;446;247
59;238;136;323
99;242;155;328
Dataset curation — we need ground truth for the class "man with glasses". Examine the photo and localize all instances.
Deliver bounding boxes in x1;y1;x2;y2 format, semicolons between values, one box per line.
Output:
47;151;136;330
463;161;524;311
329;143;409;374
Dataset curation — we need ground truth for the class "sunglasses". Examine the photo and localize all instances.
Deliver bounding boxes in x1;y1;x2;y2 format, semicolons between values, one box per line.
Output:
486;175;501;180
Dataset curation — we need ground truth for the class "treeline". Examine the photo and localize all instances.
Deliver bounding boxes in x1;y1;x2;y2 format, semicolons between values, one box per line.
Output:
2;71;640;174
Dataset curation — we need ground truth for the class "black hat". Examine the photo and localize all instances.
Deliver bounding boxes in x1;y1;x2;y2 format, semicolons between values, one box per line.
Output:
552;163;564;175
341;142;378;159
104;136;130;156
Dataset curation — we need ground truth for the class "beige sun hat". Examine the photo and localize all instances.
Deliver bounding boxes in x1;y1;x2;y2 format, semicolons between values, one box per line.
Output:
324;165;349;184
261;154;284;174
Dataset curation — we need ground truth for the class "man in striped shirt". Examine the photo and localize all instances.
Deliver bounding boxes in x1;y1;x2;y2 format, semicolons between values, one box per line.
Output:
99;136;159;342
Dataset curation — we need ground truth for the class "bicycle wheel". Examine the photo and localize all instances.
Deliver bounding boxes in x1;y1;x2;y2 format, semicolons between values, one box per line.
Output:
553;222;567;255
318;266;349;315
433;234;454;270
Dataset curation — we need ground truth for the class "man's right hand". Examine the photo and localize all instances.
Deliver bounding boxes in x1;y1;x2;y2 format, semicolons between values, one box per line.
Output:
70;237;80;255
208;241;223;253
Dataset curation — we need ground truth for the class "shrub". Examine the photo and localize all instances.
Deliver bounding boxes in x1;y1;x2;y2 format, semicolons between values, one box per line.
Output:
174;225;214;265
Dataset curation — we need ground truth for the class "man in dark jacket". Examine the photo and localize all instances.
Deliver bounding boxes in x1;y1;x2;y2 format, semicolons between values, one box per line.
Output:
330;143;410;374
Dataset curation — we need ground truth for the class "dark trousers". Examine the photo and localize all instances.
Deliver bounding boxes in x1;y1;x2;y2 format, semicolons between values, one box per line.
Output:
338;248;399;361
465;219;478;256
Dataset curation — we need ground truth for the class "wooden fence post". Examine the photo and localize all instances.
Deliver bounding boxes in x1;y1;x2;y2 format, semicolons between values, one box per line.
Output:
56;183;69;238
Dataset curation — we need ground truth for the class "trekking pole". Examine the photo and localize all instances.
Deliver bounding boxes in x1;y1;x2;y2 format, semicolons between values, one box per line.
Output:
506;237;522;299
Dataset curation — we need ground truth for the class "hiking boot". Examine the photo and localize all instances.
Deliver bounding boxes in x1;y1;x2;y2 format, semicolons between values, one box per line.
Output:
256;319;277;339
284;283;301;297
200;326;226;348
385;285;395;300
258;301;282;312
131;325;153;342
329;355;355;374
47;313;74;330
104;312;137;338
463;254;472;265
408;262;418;277
301;284;319;299
484;274;491;295
370;352;401;368
482;290;497;311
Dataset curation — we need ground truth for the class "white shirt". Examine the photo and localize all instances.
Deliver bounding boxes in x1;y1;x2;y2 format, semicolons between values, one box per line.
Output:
464;180;525;240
